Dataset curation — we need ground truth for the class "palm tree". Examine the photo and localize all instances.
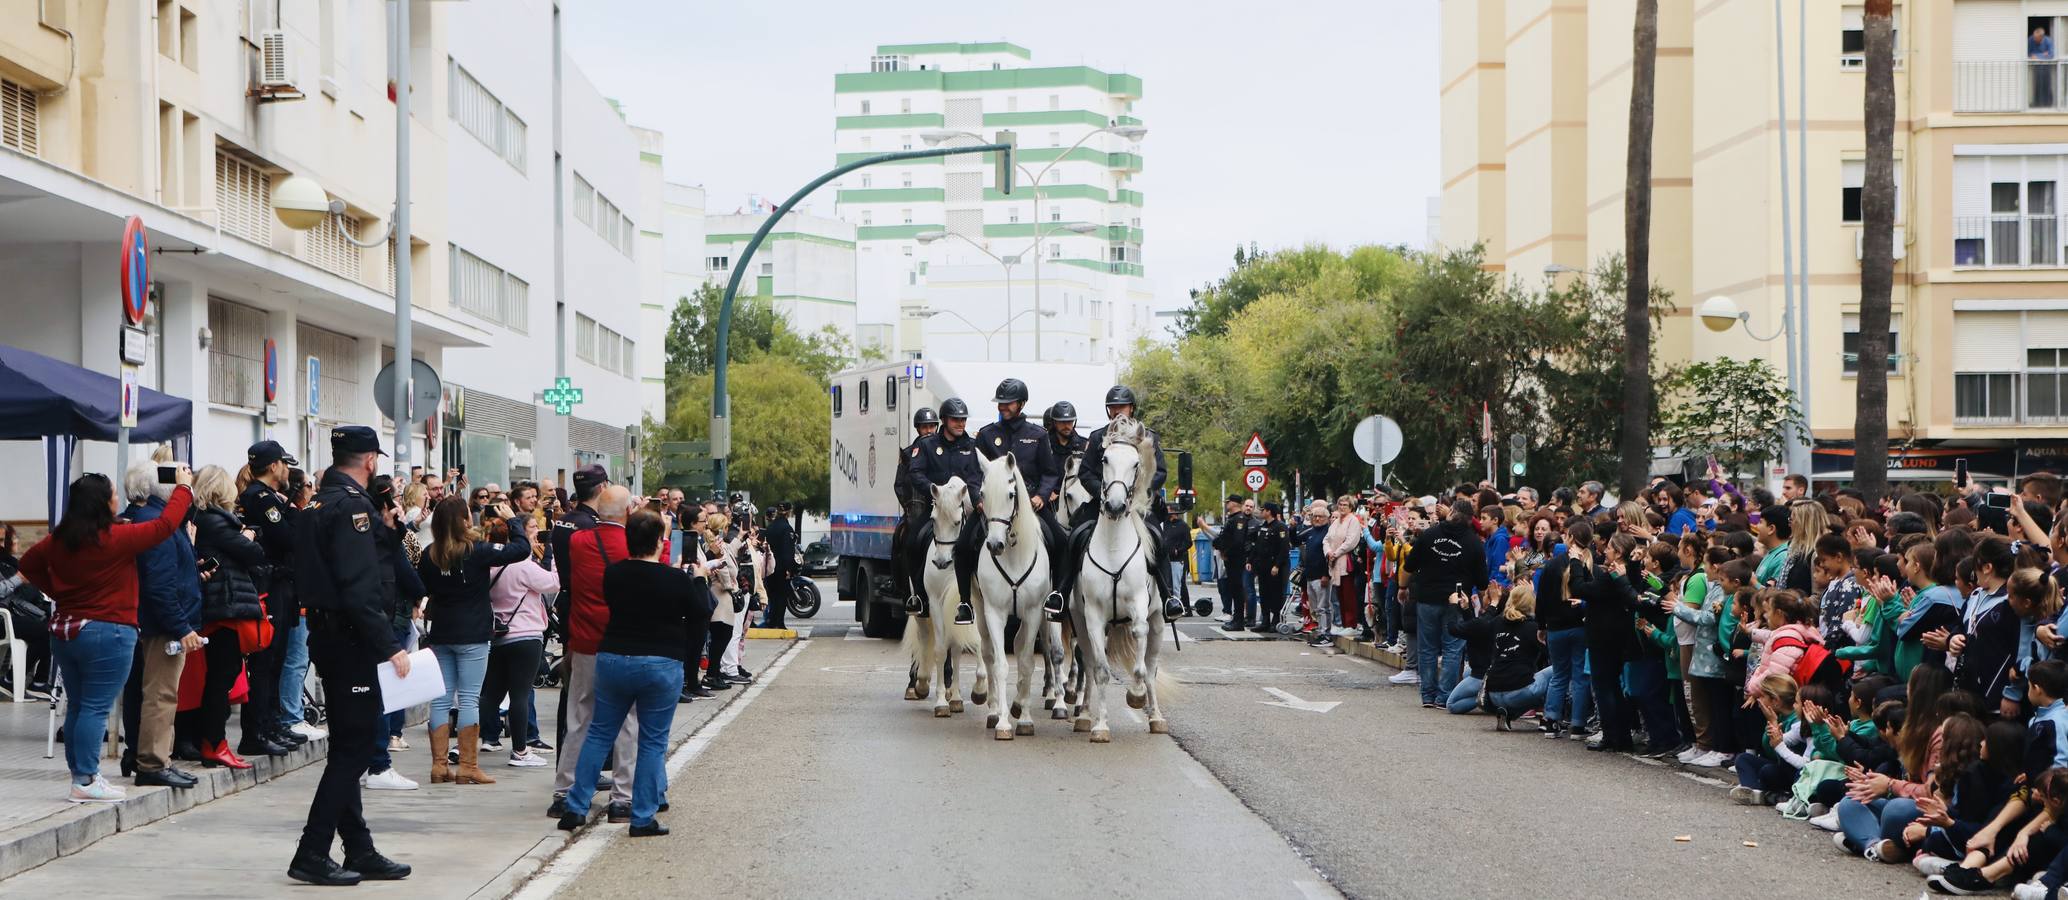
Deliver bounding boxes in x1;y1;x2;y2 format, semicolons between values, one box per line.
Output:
1854;0;1897;504
1619;0;1660;499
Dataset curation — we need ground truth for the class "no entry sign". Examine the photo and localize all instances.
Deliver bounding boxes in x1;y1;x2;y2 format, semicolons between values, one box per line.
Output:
120;216;150;326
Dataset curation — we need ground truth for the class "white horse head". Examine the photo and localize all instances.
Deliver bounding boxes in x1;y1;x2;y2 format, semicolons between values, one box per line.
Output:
1099;417;1153;519
977;453;1034;555
1062;455;1091;521
930;478;970;532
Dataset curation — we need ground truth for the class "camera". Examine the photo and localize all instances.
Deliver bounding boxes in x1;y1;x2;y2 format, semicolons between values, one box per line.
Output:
156;465;178;485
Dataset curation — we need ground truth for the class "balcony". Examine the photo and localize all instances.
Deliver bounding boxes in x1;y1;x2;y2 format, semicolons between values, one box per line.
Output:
1953;215;2065;268
1953;60;2067;113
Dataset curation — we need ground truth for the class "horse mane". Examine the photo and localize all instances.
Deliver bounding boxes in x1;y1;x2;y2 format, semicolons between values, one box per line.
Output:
932;477;969;526
1102;416;1156;514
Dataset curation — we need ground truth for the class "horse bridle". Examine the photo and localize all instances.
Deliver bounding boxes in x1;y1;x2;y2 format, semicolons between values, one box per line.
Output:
1102;452;1141;519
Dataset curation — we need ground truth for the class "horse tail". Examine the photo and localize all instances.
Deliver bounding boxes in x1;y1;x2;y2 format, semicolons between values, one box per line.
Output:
946;621;982;657
1105;622;1141;678
902;613;933;668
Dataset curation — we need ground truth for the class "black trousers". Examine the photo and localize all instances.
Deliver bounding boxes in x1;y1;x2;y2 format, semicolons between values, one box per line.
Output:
682;602;711;687
243;627;284;741
196;630;245;744
762;571;794;629
1257;573;1288;628
479;638;543;749
297;628;381;860
705;620;735;679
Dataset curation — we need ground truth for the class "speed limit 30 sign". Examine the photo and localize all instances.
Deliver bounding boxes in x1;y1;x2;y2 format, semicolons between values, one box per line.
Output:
1243;467;1269;493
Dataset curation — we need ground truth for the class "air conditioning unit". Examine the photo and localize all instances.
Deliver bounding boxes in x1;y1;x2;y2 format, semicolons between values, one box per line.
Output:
259;30;295;89
1856;226;1907;261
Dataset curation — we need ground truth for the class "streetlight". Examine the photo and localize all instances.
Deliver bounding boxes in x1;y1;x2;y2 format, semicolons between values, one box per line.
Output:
923;124;1147;361
906;306;1057;361
1543;263;1582;277
1698;295;1809;479
916;223;1097;360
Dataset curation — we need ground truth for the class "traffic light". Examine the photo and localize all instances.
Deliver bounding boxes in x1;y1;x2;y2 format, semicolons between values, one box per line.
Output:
994;130;1017;195
1176;451;1195;510
1508;433;1527;478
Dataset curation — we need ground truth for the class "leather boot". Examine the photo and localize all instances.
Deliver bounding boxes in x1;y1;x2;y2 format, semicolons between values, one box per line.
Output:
429;725;453;784
454;725;497;784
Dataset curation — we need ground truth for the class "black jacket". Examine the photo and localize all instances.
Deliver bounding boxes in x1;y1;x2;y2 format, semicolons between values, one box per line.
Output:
237;480;298;600
1404;519;1488;604
1535;556;1583;632
551;503;601;591
294;468;401;662
417;534;532;645
1161;516;1191;562
909;430;985;497
1249;517;1290;576
1448;603;1502;679
765;517;799;576
1213;513;1251;564
1570;559;1641;660
1078;423;1165;514
1485;614;1544;693
976;415;1060;500
194;506;268;623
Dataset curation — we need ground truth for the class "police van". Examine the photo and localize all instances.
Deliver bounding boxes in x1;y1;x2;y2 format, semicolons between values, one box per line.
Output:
828;358;1115;637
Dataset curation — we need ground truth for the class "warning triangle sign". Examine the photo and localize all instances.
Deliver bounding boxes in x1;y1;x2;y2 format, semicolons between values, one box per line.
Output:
1243;432;1269;457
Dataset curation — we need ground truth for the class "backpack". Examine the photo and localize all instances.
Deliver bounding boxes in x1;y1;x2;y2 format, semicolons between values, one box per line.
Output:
1773;634;1850;691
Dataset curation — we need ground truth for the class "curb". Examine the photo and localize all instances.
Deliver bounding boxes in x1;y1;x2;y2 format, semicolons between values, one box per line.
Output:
745;628;797;640
1331;636;1407;670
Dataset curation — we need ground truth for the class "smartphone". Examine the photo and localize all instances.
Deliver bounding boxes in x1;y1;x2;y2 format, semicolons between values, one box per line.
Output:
1986;493;2013;509
1955;458;1970;489
156;465;178;485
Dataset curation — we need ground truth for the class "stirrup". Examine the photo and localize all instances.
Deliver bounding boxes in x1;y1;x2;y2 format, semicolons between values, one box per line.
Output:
1164;599;1187;620
954;602;974;625
1044;591;1067;622
903;595;923;615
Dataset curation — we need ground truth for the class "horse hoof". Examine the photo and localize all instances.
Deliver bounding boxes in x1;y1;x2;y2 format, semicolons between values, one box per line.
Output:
1042;697;1057;710
971;691;988;705
1051;706;1069;720
934;706;951;718
1126;692;1147;710
905;687;920;701
1090;729;1111;744
1149;719;1169;735
995;727;1015;741
1073;719;1091;733
1010;702;1024;719
986;714;1001;730
1015;721;1035;736
950;700;964;713
1064;691;1078;705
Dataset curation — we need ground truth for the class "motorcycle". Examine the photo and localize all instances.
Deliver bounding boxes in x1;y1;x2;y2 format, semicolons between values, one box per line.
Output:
787;573;823;619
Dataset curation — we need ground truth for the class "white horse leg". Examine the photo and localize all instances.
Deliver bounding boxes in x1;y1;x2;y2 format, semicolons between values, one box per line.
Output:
978;601;1014;739
1144;614;1169;734
1125;621;1150;711
1011;602;1040;736
968;593;991;708
929;608;954;718
1079;607;1113;743
1044;621;1070;720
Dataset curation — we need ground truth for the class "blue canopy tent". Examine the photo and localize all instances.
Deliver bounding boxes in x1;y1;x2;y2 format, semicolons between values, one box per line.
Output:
0;344;194;523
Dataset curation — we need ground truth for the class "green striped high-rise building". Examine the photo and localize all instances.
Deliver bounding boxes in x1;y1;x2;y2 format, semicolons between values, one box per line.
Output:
833;42;1151;363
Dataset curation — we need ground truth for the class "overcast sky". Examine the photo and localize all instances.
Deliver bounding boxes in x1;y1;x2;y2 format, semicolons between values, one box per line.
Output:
563;0;1439;316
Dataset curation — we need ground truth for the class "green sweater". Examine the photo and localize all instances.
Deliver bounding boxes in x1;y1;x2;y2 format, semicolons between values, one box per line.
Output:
1833;592;1906;675
1755;545;1790;587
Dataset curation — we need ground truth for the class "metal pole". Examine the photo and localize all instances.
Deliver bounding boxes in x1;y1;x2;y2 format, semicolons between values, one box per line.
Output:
1003;260;1014;362
1773;0;1807;481
115;426;128;494
1030;185;1042;362
1794;0;1811;478
711;143;1008;498
391;0;413;472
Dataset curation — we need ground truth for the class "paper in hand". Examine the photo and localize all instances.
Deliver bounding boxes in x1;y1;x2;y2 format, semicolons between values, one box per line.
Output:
377;648;445;714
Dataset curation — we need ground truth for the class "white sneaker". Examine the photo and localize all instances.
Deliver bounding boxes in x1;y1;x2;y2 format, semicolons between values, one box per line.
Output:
68;776;124;803
289;722;328;741
1387;670;1421;685
1808;810;1842;832
507;750;549;768
2012;881;2051;900
1913;854;1955;878
1676;746;1702;764
387;736;407;753
362;768;419;791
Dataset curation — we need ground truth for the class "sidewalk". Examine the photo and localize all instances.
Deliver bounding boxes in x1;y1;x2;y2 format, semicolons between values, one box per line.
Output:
0;640;787;895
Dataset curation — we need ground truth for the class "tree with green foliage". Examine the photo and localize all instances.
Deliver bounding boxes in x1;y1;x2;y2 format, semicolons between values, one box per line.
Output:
1655;358;1806;480
663;284;850;405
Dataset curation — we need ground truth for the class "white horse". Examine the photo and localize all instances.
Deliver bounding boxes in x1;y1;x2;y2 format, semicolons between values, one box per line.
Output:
1052;454;1094;718
1070;417;1168;742
902;479;986;716
972;453;1053;740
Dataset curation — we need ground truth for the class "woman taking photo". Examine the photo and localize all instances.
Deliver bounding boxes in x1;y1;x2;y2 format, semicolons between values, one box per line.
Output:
697;513;748;692
189;464;278;769
558;510;711;836
21;467;194;802
478;507;558;768
416;496;533;784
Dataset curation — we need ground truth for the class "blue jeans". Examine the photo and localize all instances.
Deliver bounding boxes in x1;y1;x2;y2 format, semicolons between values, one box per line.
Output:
429;642;490;730
1415;603;1464;704
1624;657;1682;749
1837;796;1919;854
276;616;310;728
51;621;137;784
1488;667;1554;715
1446;674;1485;714
1243;571;1260;623
1544;627;1590;727
566;653;682;826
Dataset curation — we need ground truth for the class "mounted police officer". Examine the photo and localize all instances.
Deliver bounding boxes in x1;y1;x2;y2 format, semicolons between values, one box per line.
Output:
894;407;940;616
1056;385;1184;622
904;397;983;624
953;378;1062;623
287;426;412;887
1042;401;1090;602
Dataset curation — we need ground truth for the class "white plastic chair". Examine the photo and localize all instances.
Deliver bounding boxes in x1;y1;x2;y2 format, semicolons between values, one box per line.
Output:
0;606;26;702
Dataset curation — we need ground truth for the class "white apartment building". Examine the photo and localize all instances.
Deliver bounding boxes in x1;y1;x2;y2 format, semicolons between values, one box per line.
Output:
0;0;653;520
638;167;708;422
704;210;858;342
831;42;1155;364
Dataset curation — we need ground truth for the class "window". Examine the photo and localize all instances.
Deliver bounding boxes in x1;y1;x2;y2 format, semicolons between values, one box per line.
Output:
1048;94;1060;110
861;211;873;226
448;60;526;170
860;100;871;115
902;208;913;224
448;244;530;332
1007;96;1019;113
1954;153;2065;268
1008;208;1020;224
1841;313;1903;374
902;171;912;188
1841;159;1906;223
1954;309;2068;422
861;173;872;188
574;174;595;226
1050;205;1061;222
303;210;364;281
1049;131;1061;147
902;134;913;150
1839;7;1902;69
574;313;635;376
215;148;273;246
298;322;360;421
859;378;870;413
861;136;872;149
1049;243;1061;259
707;256;729;271
573;173;634;258
760;262;774;276
902;245;913;257
831;384;843;417
2030;348;2068;421
207;297;267;408
885;376;898;411
1;77;38;156
869;54;907;73
901;98;911;114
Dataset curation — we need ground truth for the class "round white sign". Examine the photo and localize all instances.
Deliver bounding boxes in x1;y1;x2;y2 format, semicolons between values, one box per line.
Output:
1352;415;1404;465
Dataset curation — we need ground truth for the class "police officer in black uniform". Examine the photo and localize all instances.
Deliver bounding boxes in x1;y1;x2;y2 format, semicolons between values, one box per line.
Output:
1213;496;1254;628
1057;385;1184;621
953;378;1062;619
239;441;307;755
287;426;412;887
1248;502;1291;633
1042;401;1089;601
894;407;940;615
905;397;983;624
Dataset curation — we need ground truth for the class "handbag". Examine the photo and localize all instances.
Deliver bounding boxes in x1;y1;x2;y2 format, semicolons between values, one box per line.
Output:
487;567;513;638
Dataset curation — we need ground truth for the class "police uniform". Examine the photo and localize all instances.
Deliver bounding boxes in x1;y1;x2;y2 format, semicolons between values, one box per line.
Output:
289;426;410;886
907;428;984;496
238;442;303;752
1248;507;1291;631
956;409;1062;607
1214;507;1254;626
1058;398;1179;619
892;411;938;615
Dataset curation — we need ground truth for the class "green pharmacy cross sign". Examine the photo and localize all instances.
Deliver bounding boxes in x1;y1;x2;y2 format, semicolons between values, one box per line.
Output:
543;377;584;415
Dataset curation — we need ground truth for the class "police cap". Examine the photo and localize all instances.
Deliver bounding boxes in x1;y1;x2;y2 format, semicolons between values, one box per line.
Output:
913;407;940;428
1047;401;1078;423
992;378;1029;404
1103;385;1138;408
939;398;970;419
330;425;386;457
247;440;299;471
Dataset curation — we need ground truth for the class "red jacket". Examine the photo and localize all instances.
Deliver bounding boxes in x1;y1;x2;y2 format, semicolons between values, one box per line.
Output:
21;485;194;628
567;522;626;655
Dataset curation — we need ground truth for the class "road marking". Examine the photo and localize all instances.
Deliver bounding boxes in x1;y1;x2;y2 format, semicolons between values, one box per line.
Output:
1214;627;1264;640
1294;879;1338;899
513;640;810;900
1256;686;1341;714
1123;706;1144;724
1627;754;1664;766
1678;771;1730;788
843;627;869;640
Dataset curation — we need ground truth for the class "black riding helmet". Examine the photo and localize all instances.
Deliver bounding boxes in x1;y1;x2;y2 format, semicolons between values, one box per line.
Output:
912;407;940;428
939;397;970;419
1047;400;1078;423
993;378;1029;404
1104;385;1138;408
